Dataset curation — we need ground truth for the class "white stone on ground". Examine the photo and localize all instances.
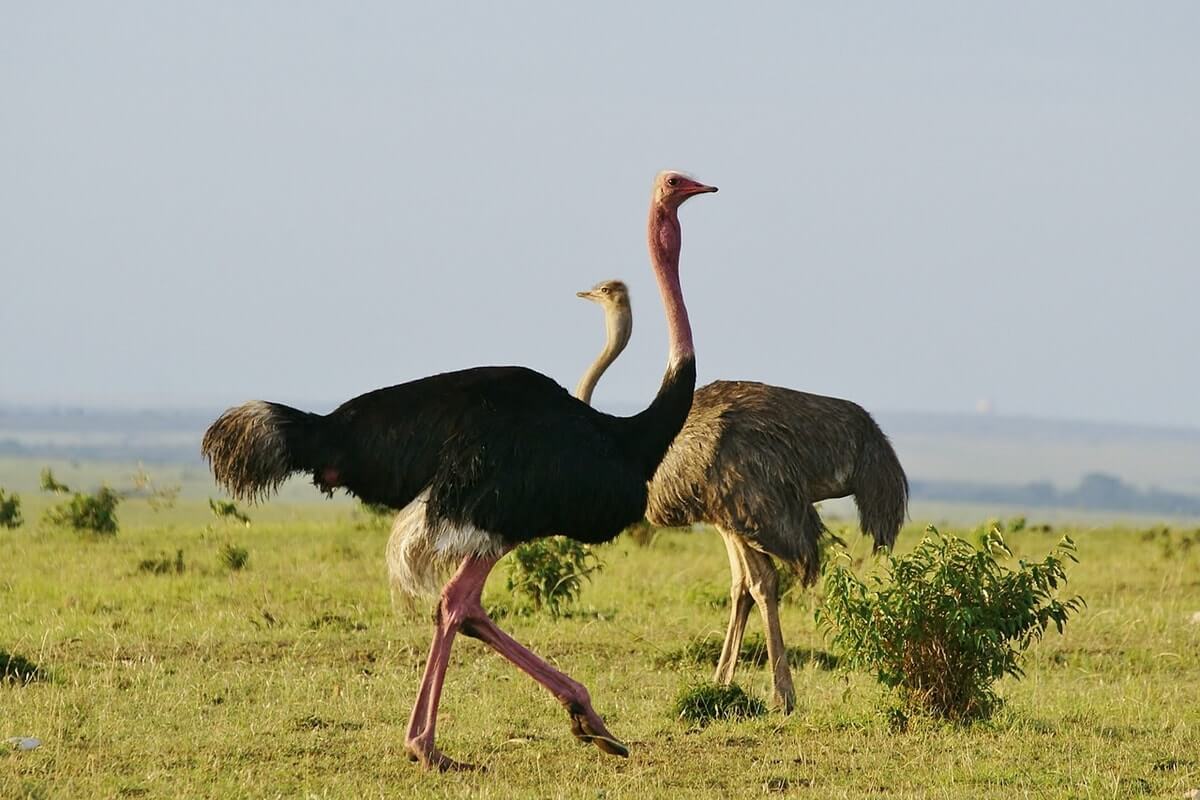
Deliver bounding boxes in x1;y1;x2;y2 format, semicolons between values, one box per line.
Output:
4;737;41;751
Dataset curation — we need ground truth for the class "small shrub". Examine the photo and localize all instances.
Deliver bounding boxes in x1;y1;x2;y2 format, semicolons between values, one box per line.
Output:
673;682;767;726
39;468;70;494
0;489;22;529
220;544;249;571
505;537;601;617
817;526;1084;721
43;486;120;536
209;498;250;526
137;550;185;575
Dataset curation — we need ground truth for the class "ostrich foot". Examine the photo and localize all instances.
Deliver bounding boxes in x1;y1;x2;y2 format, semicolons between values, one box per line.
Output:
567;702;629;757
405;740;482;772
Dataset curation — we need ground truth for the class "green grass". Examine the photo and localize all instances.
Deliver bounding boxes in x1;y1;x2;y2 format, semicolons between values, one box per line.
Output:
2;496;1199;798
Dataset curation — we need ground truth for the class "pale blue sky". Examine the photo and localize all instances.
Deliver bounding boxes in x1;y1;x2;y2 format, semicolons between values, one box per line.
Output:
3;3;1198;427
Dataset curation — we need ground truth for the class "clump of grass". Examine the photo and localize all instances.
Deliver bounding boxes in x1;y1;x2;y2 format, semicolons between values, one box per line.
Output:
220;544;249;571
137;550;185;575
818;526;1084;721
506;537;601;617
0;488;23;529
1;649;48;685
673;682;767;726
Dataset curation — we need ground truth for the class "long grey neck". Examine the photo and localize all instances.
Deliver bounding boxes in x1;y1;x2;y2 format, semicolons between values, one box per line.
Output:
574;304;633;405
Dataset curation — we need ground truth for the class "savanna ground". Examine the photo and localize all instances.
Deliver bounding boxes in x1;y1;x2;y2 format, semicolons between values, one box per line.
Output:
2;480;1199;799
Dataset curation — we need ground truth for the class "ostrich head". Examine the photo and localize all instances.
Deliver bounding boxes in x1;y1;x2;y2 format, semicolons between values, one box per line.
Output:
573;279;634;404
653;171;718;210
576;280;631;310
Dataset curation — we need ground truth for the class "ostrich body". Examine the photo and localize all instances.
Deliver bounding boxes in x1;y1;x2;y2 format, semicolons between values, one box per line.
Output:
202;172;717;770
575;279;907;712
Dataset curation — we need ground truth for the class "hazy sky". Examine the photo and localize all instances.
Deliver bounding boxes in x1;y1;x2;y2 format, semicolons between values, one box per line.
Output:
3;3;1198;427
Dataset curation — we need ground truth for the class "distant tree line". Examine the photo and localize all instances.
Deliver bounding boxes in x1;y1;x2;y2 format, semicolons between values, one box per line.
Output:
910;472;1200;517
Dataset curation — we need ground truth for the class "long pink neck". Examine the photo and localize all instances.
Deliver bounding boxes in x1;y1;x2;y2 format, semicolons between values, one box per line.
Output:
648;204;694;365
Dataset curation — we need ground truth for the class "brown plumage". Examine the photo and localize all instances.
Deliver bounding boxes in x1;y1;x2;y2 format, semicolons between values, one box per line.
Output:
576;280;908;712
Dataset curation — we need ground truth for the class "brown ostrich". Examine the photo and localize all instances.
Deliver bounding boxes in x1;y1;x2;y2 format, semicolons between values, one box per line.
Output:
575;279;907;712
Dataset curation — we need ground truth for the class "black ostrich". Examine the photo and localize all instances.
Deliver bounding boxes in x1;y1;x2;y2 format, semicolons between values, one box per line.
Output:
201;171;717;770
575;279;907;712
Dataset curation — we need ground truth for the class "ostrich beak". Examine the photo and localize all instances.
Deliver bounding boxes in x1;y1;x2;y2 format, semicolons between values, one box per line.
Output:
577;290;597;301
685;183;718;196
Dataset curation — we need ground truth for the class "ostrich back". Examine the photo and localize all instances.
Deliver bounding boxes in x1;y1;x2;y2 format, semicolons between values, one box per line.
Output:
645;380;904;569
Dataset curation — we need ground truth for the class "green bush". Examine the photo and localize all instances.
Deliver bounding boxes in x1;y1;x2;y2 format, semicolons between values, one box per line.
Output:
817;526;1084;721
505;537;601;617
0;488;22;529
43;486;120;536
39;467;70;494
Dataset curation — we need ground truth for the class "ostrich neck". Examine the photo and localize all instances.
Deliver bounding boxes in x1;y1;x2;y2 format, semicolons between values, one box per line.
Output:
649;205;694;365
574;305;632;404
611;199;697;480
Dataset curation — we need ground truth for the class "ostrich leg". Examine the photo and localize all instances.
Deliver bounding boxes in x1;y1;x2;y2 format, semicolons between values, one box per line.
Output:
740;542;796;713
713;527;753;685
405;554;627;771
405;555;493;771
462;615;628;756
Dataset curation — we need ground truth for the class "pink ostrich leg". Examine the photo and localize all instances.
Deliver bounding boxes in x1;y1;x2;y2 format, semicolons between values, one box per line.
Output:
403;554;626;771
404;556;494;771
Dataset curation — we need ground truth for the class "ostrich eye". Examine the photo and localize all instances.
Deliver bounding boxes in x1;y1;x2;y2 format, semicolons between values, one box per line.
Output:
600;287;610;294
667;177;678;187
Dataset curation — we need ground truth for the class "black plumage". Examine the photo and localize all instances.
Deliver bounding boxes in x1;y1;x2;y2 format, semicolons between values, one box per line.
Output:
203;359;696;548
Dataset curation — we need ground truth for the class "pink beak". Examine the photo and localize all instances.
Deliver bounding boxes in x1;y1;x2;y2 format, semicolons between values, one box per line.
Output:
683;182;718;196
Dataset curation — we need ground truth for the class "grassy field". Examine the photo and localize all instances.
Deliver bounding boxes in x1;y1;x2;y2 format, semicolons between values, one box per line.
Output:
2;492;1199;799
